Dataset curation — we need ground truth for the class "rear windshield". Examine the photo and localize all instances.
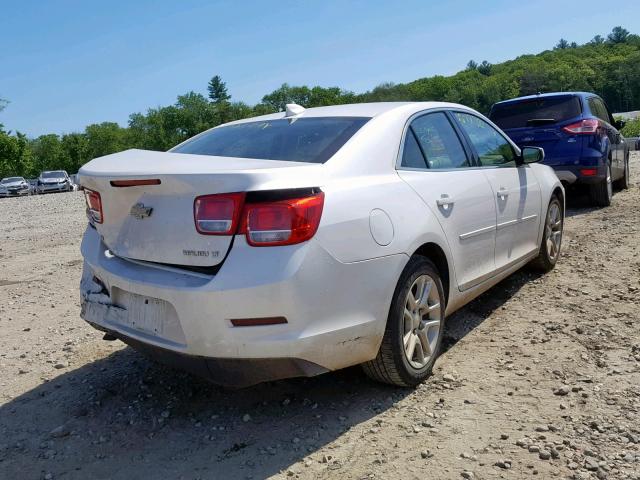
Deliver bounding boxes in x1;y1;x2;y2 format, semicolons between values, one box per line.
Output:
489;96;582;129
171;117;370;163
2;177;23;183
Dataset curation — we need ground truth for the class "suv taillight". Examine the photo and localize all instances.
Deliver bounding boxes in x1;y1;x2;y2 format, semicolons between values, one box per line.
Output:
194;193;245;235
241;192;325;246
562;118;600;135
84;189;103;224
193;191;325;246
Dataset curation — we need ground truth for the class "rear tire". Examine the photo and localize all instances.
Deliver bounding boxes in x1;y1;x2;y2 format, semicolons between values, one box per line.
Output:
614;155;630;190
530;196;564;272
590;163;612;207
362;256;445;387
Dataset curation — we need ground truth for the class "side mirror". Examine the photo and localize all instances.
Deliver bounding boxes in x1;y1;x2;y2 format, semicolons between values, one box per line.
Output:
520;146;544;164
614;119;626;130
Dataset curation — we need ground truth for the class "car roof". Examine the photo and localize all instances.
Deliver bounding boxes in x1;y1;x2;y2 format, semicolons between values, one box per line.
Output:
226;101;477;125
492;92;596;107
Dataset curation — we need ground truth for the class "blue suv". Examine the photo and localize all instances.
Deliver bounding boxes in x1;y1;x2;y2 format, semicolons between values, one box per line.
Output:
489;92;630;206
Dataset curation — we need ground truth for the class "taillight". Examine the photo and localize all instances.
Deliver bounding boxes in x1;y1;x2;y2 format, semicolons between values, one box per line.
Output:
83;189;103;224
580;168;598;176
240;192;324;246
562;118;599;135
194;193;245;235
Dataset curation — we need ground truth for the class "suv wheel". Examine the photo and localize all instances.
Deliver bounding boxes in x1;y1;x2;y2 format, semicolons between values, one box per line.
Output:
614;155;630;190
590;163;612;207
362;256;445;387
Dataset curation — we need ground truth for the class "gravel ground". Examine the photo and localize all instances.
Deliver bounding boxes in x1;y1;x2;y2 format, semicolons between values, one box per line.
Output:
1;154;639;480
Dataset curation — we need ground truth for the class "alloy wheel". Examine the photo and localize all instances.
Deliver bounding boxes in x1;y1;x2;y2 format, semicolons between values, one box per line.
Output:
403;274;442;369
545;202;562;261
606;165;613;200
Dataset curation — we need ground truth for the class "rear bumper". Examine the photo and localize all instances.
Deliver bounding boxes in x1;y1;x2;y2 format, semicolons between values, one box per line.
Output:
552;164;607;185
79;226;406;384
89;323;328;387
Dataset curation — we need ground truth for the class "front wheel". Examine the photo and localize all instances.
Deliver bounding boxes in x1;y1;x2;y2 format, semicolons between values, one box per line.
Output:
362;257;445;387
530;196;564;272
589;164;613;207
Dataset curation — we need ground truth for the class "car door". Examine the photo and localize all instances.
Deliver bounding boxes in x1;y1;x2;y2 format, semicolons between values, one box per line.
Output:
600;99;624;178
396;110;497;291
451;111;542;271
590;97;623;176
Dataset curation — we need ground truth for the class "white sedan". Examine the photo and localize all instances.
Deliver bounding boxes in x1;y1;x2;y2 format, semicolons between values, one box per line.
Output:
78;102;564;387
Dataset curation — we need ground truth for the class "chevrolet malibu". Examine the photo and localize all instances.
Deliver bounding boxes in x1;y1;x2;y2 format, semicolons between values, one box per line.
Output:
0;176;30;196
78;102;564;387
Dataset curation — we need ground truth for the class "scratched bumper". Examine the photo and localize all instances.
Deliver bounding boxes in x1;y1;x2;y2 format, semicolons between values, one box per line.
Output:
79;225;406;378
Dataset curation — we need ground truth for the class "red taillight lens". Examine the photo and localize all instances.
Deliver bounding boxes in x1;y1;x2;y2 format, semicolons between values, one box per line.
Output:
83;189;103;224
240;192;325;246
580;168;598;176
562;118;599;135
194;193;245;235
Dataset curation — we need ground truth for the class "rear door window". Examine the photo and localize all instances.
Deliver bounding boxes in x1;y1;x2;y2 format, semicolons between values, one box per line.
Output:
454;112;516;167
588;97;613;125
401;112;469;169
489;96;582;129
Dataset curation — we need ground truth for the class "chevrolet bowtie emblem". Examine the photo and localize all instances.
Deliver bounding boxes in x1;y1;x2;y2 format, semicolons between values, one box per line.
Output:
130;203;153;219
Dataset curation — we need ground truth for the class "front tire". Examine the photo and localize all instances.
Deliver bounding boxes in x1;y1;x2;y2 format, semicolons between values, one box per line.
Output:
362;257;445;387
590;163;613;207
530;196;563;272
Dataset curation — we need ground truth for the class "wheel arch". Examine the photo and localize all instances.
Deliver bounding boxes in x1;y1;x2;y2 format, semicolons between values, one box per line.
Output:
412;242;451;307
551;185;565;213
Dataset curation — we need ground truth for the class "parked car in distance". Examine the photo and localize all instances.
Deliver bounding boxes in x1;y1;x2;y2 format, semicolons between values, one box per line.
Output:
78;102;565;388
37;170;73;194
489;92;630;207
0;176;30;197
27;179;38;194
69;174;79;191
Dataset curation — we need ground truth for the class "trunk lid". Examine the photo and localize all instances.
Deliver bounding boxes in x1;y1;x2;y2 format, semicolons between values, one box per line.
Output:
78;149;325;268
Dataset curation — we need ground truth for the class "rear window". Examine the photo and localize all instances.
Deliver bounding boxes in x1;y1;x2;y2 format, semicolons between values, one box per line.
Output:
489;96;582;129
172;117;370;164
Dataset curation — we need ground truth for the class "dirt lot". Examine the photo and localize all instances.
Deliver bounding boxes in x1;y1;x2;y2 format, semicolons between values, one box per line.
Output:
1;155;639;480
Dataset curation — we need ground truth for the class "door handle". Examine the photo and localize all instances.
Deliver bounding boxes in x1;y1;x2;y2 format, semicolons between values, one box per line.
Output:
436;194;455;207
497;187;509;199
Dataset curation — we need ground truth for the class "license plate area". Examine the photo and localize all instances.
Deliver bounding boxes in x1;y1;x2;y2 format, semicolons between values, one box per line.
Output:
113;290;168;337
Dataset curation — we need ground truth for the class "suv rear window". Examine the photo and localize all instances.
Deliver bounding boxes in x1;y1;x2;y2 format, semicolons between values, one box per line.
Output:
172;117;370;164
489;96;582;129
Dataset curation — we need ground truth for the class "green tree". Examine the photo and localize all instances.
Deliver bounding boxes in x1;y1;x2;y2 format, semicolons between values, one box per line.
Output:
555;38;570;50
589;35;605;45
477;61;493;76
607;26;629;44
207;75;231;104
85;122;130;159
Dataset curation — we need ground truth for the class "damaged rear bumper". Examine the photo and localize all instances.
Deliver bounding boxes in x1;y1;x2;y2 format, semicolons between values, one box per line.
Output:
86;320;328;387
79;225;406;386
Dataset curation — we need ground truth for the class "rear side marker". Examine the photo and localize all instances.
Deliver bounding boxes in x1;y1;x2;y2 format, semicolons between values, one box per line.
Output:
110;179;162;187
230;317;288;327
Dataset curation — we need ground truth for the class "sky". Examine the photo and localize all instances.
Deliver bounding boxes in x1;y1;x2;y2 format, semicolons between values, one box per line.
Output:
1;0;639;137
